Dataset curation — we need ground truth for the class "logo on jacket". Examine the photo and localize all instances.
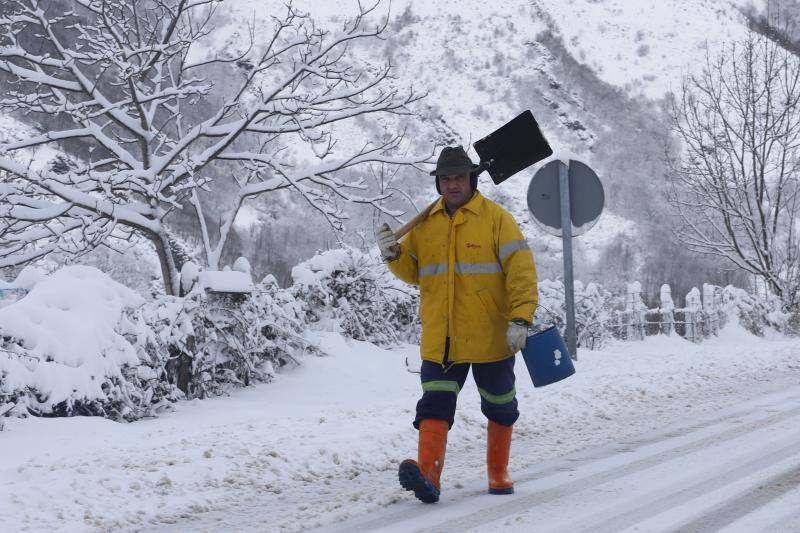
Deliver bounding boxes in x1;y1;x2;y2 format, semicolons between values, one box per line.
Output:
466;242;482;249
553;349;562;366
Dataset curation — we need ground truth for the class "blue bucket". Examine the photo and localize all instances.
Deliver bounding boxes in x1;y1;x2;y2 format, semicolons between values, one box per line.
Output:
521;326;576;388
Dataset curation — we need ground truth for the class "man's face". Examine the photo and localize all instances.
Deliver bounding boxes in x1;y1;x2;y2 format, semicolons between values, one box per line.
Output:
439;173;472;211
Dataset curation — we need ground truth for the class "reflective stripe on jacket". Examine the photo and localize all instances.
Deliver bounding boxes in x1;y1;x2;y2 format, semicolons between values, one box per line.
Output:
387;191;538;364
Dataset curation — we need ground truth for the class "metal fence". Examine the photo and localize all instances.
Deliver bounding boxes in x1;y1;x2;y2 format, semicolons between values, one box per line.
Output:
604;283;727;343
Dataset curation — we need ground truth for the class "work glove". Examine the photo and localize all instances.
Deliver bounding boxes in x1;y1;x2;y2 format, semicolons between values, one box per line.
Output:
506;319;530;353
376;223;400;261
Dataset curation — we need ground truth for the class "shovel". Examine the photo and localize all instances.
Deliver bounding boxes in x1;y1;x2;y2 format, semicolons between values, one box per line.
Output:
393;110;552;240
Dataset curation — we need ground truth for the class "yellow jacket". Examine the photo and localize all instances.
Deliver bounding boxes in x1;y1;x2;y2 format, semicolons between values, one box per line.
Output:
387;191;538;364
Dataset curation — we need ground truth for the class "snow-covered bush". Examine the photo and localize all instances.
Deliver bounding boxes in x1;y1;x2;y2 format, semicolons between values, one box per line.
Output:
576;282;614;349
719;285;787;336
788;306;800;336
0;265;317;422
0;266;176;421
128;275;314;400
291;247;420;346
536;280;614;349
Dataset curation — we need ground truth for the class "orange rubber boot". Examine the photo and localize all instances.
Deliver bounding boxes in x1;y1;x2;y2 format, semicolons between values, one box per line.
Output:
487;420;514;494
398;419;449;503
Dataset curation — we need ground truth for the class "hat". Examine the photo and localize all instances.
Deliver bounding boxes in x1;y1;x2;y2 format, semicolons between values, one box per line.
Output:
429;146;480;176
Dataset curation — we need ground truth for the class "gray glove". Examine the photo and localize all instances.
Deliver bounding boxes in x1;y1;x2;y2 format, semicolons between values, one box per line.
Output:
376;223;400;261
506;319;529;353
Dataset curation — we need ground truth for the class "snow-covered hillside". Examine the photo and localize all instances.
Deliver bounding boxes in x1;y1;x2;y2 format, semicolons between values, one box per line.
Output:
211;0;767;287
536;0;757;99
1;0;773;290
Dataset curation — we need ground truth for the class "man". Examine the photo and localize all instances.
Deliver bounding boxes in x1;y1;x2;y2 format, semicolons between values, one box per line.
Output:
376;145;538;503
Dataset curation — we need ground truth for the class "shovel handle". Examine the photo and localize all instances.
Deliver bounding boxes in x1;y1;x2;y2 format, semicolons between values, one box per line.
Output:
393;200;438;240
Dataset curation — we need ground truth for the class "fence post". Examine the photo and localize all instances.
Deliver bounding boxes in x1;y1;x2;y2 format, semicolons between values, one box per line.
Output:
702;283;718;336
714;285;727;330
660;284;674;335
626;282;646;341
685;287;702;342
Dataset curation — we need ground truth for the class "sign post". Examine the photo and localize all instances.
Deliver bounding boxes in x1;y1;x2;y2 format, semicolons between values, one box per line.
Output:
557;161;578;357
527;158;605;360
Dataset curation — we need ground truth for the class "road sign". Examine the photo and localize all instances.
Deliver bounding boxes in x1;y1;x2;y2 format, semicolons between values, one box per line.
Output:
527;159;604;237
526;159;605;360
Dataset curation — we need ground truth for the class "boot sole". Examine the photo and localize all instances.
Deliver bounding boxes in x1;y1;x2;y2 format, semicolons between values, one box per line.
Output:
398;461;440;503
488;486;514;495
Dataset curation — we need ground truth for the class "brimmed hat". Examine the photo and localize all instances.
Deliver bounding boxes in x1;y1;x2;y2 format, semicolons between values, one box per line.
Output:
429;146;480;176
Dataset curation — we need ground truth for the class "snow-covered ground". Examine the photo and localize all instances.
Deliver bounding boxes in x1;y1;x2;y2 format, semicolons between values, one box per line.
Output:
1;325;798;532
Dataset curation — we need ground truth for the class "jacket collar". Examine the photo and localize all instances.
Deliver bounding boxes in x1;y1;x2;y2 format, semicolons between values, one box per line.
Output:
430;190;485;217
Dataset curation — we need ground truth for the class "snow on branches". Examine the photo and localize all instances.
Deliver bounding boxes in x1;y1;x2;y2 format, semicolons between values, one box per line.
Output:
290;246;420;346
0;0;426;294
128;273;315;401
666;30;800;310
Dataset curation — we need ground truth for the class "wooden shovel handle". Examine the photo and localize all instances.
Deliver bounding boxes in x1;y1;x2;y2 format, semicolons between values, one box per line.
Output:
393;200;438;240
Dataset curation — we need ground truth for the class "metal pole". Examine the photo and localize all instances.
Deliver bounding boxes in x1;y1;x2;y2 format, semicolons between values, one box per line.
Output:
558;161;578;360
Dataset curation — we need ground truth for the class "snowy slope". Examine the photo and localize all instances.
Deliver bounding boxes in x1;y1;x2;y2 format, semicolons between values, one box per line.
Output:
1;327;798;532
212;0;767;279
2;1;771;280
534;0;758;99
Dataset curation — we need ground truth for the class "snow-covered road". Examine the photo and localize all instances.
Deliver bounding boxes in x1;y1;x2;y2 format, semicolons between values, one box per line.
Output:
2;326;799;532
331;383;800;532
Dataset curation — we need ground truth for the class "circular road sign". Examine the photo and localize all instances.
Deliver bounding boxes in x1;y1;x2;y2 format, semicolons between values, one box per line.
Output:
527;159;604;237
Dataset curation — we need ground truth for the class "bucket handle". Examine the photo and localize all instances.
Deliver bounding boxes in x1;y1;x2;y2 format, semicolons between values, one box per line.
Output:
530;303;562;334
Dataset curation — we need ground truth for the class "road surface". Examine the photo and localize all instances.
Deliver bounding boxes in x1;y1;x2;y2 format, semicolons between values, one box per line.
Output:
325;384;800;532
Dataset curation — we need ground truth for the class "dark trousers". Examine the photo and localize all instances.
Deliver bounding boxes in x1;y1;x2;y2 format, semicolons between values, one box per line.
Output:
413;356;519;429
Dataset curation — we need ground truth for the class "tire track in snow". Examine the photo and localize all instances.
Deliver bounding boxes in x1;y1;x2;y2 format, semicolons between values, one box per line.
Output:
430;404;800;533
566;436;800;533
673;463;800;533
332;387;800;533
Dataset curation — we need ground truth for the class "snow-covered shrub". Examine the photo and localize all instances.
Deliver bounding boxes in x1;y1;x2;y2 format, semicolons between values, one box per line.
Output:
576;282;614;349
719;285;787;336
0;266;176;421
291;247;420;346
0;265;317;423
536;280;566;331
128;275;314;400
678;286;705;342
787;305;800;336
536;280;613;349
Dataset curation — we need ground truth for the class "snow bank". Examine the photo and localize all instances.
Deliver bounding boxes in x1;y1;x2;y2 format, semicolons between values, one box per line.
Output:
0;264;314;421
0;265;47;290
0;266;47;309
0;266;151;419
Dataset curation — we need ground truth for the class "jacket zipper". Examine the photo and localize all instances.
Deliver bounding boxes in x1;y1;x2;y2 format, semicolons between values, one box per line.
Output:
443;214;455;370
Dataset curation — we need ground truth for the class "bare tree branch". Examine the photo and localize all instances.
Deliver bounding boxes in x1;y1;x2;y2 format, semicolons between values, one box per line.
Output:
666;30;800;308
0;0;426;294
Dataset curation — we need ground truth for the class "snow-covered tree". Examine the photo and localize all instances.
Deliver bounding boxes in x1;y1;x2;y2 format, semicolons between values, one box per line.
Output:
666;30;800;310
0;0;424;294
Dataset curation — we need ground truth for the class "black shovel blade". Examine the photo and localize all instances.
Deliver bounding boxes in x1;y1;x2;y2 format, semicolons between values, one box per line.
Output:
473;110;553;185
